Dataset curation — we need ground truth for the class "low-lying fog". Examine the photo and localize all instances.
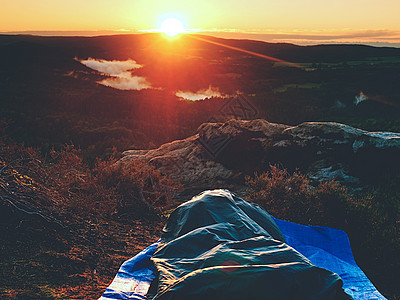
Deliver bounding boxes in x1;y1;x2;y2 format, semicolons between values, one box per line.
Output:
79;58;152;90
78;58;228;100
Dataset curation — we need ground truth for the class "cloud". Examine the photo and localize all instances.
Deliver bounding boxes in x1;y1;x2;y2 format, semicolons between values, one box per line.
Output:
176;86;226;101
78;58;152;90
0;30;135;36
198;29;400;47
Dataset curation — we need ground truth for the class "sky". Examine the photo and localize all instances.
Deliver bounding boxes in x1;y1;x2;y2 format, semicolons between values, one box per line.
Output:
1;0;400;46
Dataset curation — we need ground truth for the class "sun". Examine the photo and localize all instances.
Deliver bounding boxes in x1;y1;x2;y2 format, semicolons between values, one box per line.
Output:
160;18;185;37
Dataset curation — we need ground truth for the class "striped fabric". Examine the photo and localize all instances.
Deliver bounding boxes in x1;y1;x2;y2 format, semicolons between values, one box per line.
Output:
99;242;159;300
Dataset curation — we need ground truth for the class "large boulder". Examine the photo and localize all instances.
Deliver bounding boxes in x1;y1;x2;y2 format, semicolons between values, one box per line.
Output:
121;119;400;190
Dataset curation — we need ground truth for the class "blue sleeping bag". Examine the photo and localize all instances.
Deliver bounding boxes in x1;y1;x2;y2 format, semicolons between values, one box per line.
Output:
100;190;386;300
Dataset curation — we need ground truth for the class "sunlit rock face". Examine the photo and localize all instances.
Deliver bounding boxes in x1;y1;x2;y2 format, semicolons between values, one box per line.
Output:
121;119;400;190
120;135;233;188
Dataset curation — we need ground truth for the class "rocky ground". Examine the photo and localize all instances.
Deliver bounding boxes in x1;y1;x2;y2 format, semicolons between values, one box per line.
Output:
1;119;399;299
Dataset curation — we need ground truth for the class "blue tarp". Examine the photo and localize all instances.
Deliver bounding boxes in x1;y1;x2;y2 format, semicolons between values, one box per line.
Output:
100;191;386;300
273;218;385;299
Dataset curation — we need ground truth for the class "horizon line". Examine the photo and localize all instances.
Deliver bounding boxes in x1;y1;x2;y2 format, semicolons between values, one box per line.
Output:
1;29;400;48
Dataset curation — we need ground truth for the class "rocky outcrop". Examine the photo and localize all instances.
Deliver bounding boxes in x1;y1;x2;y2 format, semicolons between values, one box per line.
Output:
121;134;233;187
121;119;400;190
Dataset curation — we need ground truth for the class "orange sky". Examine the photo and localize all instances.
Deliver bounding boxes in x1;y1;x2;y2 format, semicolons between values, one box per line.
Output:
1;0;400;46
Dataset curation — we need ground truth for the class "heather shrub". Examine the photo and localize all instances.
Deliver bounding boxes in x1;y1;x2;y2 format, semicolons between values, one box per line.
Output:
245;165;350;226
92;154;181;218
349;180;400;267
1;134;181;220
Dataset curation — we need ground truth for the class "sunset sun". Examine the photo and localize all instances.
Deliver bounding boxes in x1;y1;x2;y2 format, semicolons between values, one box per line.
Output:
160;18;185;37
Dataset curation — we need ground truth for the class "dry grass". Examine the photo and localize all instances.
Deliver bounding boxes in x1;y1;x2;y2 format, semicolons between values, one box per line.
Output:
0;136;173;299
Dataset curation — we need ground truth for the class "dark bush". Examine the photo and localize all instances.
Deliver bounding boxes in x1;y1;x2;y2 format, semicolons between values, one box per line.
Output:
244;165;350;226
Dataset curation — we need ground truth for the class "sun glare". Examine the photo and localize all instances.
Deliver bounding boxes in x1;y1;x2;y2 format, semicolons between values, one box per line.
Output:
160;18;185;37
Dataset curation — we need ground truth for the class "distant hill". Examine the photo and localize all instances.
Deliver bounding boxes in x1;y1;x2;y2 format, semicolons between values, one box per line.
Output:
1;33;400;159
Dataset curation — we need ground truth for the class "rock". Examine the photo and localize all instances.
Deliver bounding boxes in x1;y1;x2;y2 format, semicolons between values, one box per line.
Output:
120;134;233;187
121;119;400;191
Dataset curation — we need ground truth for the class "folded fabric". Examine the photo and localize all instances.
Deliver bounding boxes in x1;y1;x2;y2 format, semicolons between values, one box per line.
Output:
100;190;386;300
148;190;351;300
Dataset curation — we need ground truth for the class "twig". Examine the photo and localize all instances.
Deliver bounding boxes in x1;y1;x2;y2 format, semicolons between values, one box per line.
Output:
1;197;66;229
0;158;42;175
